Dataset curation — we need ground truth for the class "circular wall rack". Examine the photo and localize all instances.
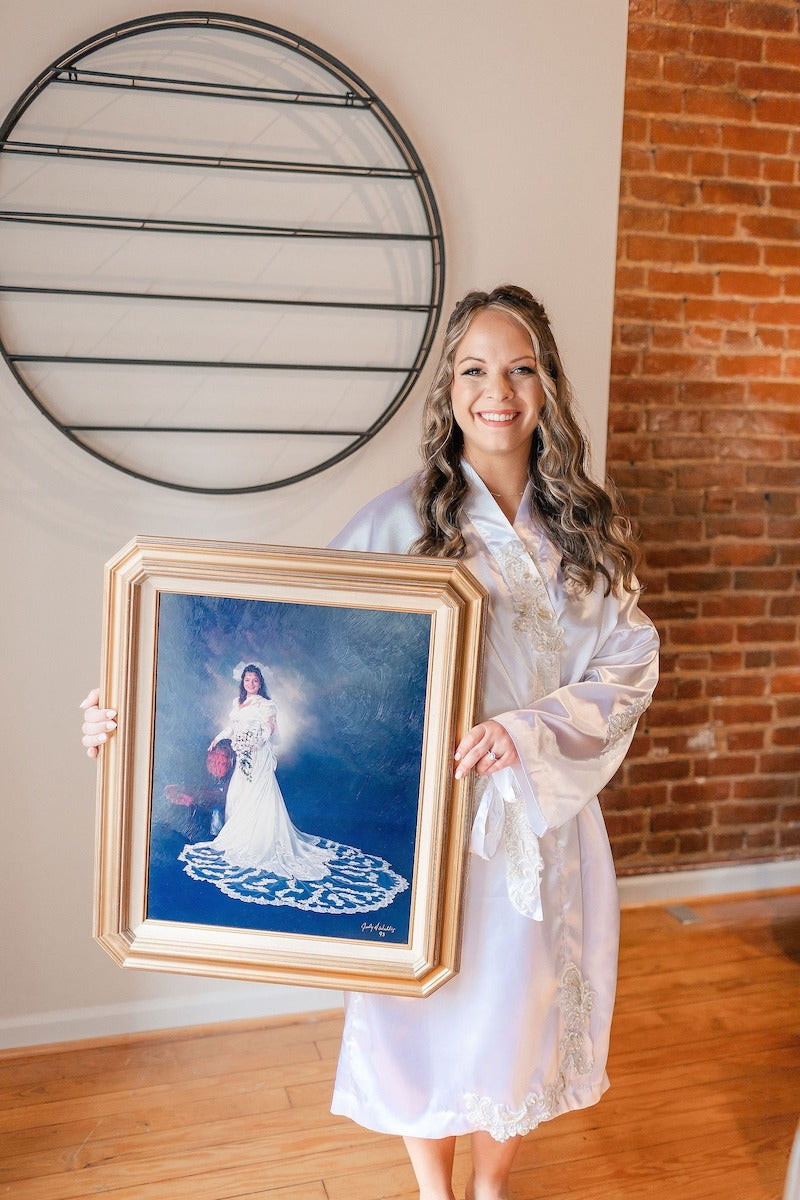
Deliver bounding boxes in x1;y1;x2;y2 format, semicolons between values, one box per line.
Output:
0;12;445;493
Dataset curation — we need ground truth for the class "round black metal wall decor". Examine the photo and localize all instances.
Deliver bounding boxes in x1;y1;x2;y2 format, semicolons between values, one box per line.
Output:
0;12;445;493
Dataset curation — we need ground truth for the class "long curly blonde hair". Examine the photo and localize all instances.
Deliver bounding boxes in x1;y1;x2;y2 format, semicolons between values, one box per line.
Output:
410;284;640;594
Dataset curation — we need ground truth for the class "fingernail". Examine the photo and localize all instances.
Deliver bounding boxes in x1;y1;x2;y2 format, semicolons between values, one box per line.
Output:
454;767;462;779
98;733;107;743
106;721;116;731
107;709;117;718
454;751;461;761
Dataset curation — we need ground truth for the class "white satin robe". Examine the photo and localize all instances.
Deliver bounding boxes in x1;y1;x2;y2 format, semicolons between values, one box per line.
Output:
328;464;659;1142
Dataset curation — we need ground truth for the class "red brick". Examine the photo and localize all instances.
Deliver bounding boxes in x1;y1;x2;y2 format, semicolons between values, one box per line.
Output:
651;806;713;833
626;50;662;82
666;619;735;645
774;647;800;667
739;63;800;94
753;301;800;325
773;725;800;747
765;36;800;67
713;543;777;567
770;672;800;693
725;153;764;181
769;185;800;209
645;545;710;569
655;0;728;25
746;464;800;486
627;235;697;262
702;754;760;777
771;596;800;616
761;750;800;774
650;326;692;351
628;174;701;204
683;298;751;323
626;758;692;784
626;84;684;114
755;94;800;124
677;832;713;855
648;270;715;296
734;568;794;590
717;353;782;375
665;569;731;592
769;514;800;537
614;296;686;323
729;3;796;33
717;273;782;299
668;210;738;236
691;29;766;62
615;265;649;290
618;206;668;232
720;123;790;154
628;23;694;53
663;55;737;85
697;239;760;266
731;775;792;798
642;351;714;376
701;595;768;619
710;651;745;672
684;90;755;121
762;158;796;182
727;730;768;751
671;780;731;804
650;118;722;150
623;114;650;144
676;461;746;487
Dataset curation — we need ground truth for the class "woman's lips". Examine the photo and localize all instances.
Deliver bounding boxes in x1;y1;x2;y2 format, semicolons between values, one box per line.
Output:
476;411;519;425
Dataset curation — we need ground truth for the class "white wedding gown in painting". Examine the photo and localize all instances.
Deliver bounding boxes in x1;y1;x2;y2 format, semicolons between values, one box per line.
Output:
180;695;408;914
328;462;660;1142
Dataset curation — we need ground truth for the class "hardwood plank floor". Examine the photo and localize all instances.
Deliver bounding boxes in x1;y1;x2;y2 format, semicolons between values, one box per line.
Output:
1;890;798;1200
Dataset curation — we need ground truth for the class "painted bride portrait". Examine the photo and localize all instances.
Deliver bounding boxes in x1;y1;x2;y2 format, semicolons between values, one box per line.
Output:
146;592;431;943
179;661;409;916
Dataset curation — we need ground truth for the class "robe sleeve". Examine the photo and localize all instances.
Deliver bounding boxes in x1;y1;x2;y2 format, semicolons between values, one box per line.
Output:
494;582;659;836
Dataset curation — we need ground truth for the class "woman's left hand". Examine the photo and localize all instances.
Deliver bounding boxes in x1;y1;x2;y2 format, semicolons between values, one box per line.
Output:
454;719;519;779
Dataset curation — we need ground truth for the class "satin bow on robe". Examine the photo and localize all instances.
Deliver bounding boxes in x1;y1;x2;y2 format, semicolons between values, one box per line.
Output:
469;767;544;922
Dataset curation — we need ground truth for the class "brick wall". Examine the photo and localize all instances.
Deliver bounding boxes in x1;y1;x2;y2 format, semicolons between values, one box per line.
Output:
604;0;800;874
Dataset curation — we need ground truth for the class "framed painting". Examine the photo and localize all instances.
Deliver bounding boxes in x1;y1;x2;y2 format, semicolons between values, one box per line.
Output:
94;537;486;997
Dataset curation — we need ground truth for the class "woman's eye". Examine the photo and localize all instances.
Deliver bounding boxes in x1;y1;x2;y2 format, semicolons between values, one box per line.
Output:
513;365;535;375
461;367;482;376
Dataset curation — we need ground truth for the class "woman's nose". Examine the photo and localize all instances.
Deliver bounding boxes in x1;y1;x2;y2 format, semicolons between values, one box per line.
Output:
483;371;513;401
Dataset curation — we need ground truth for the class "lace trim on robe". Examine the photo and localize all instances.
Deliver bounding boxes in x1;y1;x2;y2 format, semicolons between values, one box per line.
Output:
494;541;564;700
502;792;544;921
601;692;652;756
463;963;596;1141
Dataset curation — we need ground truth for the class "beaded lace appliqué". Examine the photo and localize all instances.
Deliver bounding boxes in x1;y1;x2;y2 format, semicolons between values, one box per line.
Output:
495;541;563;697
502;794;544;921
464;963;596;1141
602;692;652;756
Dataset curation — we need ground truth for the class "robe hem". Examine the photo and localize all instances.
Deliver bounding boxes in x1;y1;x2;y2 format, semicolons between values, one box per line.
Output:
329;1074;610;1142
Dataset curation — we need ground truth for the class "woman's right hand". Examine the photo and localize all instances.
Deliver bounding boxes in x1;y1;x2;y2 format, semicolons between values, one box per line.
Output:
80;688;117;758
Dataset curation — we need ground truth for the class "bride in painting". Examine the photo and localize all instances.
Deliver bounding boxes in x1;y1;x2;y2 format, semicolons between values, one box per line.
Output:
189;661;333;881
178;661;409;914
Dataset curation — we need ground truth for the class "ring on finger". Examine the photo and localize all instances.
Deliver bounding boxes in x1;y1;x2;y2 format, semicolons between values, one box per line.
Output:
485;749;498;764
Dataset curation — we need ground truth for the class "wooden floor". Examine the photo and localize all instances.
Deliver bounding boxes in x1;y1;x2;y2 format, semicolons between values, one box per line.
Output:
2;890;799;1200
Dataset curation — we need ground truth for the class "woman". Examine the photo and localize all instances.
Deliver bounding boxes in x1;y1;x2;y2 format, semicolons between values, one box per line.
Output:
83;285;659;1200
180;662;409;913
182;662;333;882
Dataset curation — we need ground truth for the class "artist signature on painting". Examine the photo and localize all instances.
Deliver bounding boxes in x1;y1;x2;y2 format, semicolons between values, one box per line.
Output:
361;921;396;939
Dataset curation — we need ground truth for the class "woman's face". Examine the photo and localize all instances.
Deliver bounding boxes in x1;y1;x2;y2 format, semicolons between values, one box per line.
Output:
450;308;545;476
242;671;261;696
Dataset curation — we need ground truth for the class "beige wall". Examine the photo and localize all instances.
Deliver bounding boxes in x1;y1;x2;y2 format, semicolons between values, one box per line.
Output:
0;0;628;1047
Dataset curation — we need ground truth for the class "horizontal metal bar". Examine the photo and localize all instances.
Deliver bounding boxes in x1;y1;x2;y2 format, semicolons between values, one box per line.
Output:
0;284;428;313
11;354;408;373
53;66;372;108
0;139;415;180
0;210;432;242
68;425;362;436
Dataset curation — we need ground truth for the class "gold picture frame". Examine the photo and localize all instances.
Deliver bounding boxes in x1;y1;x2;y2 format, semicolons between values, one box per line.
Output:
94;537;486;998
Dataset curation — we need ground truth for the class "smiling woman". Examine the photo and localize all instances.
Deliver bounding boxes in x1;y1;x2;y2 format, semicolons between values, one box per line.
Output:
450;308;545;521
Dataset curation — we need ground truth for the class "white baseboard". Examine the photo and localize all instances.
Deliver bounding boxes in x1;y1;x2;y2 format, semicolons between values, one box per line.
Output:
618;857;800;907
3;858;797;1053
0;983;342;1053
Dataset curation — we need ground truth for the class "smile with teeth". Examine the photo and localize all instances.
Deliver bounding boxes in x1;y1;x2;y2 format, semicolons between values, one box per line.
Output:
477;411;519;424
